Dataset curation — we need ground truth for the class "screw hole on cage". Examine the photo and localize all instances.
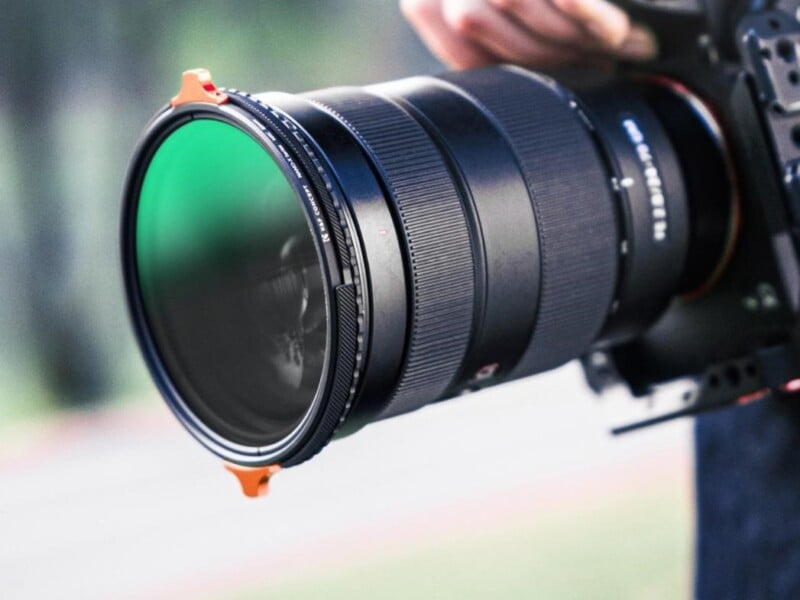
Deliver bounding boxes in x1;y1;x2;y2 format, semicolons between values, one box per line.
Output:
726;365;742;387
762;47;773;60
770;17;782;31
790;71;800;85
709;374;720;388
792;124;800;148
779;39;797;62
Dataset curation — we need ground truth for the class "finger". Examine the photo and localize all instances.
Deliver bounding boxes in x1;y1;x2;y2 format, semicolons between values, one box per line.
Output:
551;0;631;48
486;0;588;47
614;25;658;62
401;0;496;68
442;0;586;67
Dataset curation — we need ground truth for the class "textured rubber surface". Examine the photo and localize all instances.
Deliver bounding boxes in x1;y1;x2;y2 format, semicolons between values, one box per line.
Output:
441;67;619;376
284;284;359;467
307;87;475;418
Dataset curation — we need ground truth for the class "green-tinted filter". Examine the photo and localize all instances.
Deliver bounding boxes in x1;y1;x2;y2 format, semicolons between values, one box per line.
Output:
136;119;328;446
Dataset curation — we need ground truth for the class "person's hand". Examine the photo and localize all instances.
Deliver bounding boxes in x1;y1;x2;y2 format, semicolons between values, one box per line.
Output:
401;0;657;69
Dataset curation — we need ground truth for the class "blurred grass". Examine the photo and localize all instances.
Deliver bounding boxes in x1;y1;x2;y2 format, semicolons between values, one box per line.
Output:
232;484;692;600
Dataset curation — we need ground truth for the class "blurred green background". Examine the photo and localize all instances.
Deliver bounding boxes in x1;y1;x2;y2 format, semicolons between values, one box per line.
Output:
0;2;693;599
0;0;437;417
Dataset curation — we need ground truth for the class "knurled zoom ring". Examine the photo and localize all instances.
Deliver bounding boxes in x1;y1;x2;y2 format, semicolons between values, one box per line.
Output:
307;88;475;419
441;67;619;376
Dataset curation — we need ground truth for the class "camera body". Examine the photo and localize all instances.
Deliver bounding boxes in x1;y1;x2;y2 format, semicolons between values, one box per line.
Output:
583;0;800;432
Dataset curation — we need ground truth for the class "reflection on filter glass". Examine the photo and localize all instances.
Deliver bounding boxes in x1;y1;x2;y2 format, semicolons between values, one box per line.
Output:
135;119;327;445
256;235;326;392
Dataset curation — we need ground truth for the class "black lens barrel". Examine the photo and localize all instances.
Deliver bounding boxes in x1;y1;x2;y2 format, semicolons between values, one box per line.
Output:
578;83;691;346
125;66;730;468
371;76;542;397
269;66;695;441
303;86;478;420
440;68;622;379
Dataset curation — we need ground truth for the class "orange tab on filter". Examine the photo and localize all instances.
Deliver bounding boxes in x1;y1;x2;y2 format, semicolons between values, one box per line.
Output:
224;463;281;498
170;68;229;108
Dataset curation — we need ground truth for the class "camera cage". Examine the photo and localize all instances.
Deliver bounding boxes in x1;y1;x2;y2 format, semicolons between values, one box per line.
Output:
588;0;800;432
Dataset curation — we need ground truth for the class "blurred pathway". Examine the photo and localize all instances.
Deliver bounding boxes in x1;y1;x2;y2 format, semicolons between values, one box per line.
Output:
0;365;692;599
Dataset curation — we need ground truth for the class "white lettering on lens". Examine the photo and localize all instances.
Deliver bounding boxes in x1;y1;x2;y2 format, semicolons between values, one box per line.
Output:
622;118;668;242
303;184;330;243
278;145;304;181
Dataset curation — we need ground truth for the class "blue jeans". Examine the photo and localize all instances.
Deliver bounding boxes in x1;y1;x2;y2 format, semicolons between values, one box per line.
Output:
696;398;800;599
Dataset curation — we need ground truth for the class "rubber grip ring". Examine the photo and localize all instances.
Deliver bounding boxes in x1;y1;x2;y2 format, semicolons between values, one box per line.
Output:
308;88;475;418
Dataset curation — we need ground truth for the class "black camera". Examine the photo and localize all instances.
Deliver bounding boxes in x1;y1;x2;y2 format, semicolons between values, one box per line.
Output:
121;0;800;495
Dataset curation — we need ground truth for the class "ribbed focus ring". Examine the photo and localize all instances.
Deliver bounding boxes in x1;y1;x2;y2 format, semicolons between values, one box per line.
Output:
441;67;619;376
307;88;475;418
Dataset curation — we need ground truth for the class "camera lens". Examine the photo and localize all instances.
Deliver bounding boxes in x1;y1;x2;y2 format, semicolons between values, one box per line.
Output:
134;118;329;448
122;67;733;468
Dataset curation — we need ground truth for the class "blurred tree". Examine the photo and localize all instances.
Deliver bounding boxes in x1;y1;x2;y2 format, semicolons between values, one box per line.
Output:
0;0;169;405
1;2;103;404
0;0;431;409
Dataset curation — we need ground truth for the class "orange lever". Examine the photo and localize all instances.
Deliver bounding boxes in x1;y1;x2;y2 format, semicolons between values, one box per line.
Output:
224;463;281;498
170;68;229;108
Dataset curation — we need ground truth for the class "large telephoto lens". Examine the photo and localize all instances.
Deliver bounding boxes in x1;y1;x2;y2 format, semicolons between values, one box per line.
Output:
122;66;733;467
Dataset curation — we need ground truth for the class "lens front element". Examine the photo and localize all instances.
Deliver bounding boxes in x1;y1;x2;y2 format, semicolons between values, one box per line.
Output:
135;118;328;447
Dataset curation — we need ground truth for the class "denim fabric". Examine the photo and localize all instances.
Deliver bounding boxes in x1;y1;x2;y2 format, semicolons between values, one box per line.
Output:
695;398;800;599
